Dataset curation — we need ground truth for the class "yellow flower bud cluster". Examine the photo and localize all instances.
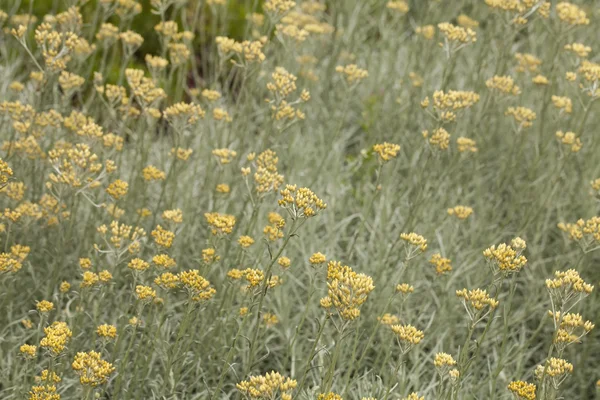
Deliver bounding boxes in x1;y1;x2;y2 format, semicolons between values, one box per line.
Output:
335;64;369;84
204;212;236;235
483;238;527;275
390;324;425;353
505;106;536;129
40;321;72;355
438;22;476;43
557;217;600;251
556;2;589;26
320;260;375;320
456;288;499;313
400;232;428;260
486;75;521;95
72;350;115;386
253;149;284;194
507;380;536;400
279;185;326;218
373;142;401;162
178;270;216;301
429;253;452;275
545;269;593;295
555;131;582;153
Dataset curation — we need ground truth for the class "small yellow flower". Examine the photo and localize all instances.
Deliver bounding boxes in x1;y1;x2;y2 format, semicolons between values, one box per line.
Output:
72;350;115;386
135;285;156;302
277;256;291;269
36;300;54;313
507;380;536;400
20;344;37;358
309;252;327;265
373;142;401;162
128;258;150;272
59;281;71;293
429;253;452;275
238;235;255;248
96;324;117;339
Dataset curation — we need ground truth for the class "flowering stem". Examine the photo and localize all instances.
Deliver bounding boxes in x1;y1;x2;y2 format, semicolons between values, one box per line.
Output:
244;219;299;377
383;353;404;400
165;300;196;392
342;293;395;394
322;322;347;393
211;313;251;400
297;314;329;394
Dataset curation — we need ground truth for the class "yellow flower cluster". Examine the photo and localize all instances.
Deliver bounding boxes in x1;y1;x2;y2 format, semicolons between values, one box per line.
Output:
153;254;176;269
438;22;476;43
551;96;572;114
515;53;541;73
264;212;286;241
335;64;369;84
212;148;237;164
151;225;175;248
456;288;499;313
558;217;600;251
556;2;589;26
545;269;593;295
40;321;72;355
72;350;115;386
320;260;375;320
28;384;60;400
264;0;296;15
400;232;428;259
505;106;536;129
550;312;594;350
447;205;473;220
163;102;205;126
429;253;452;275
0;245;30;273
135;285;156;301
36;300;54;313
278;185;326;218
309;252;327;265
155;272;180;289
202;248;220;264
402;393;424;400
253;149;284;194
555;131;582;153
20;344;37;358
423;127;450;150
106;179;128;200
96;324;117;339
564;43;591;58
373;142;401;162
386;1;409;13
378;313;400;325
390;324;425;354
507;380;536;400
537;357;573;378
483;237;527;274
486;75;521;95
125;68;167;106
97;220;145;252
457;137;478;153
430;90;480;122
318;393;343;400
396;283;414;295
236;371;297;400
142;165;166;181
238;235;255;248
215;36;266;64
179;270;216;301
205;212;236;235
